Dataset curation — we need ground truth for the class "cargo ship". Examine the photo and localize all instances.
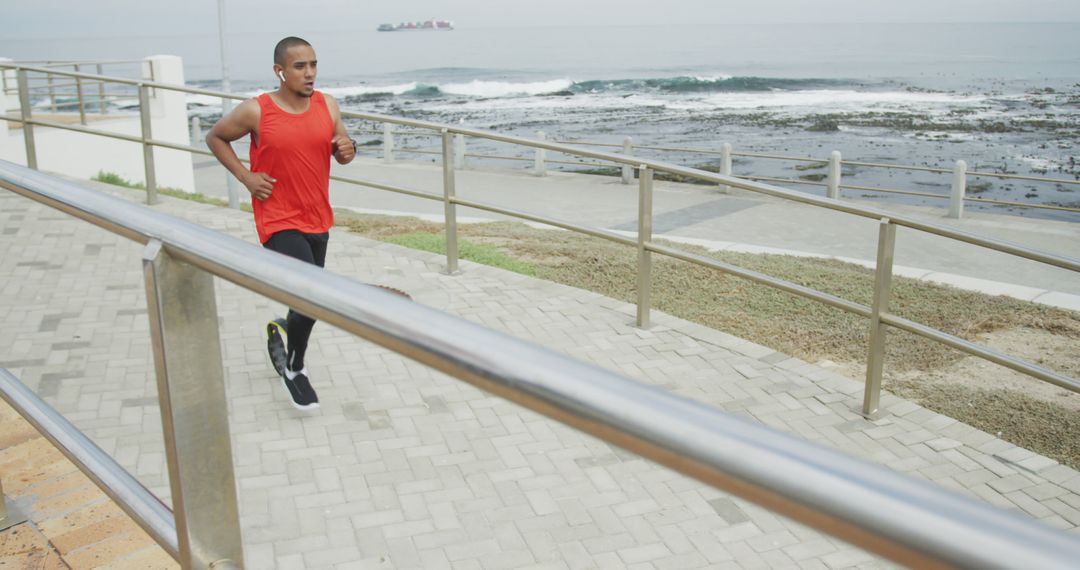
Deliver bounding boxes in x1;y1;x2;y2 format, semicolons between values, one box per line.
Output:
378;19;454;32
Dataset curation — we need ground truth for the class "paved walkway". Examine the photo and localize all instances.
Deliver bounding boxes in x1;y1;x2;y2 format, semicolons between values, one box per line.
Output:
2;177;1079;569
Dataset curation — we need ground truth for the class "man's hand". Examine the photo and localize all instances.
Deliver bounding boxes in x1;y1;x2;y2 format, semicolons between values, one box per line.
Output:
242;171;276;201
332;135;356;164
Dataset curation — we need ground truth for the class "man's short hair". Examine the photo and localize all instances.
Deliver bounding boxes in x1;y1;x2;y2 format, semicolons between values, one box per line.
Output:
274;37;312;65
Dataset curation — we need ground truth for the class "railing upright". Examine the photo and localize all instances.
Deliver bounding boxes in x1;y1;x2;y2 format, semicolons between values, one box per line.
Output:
621;136;633;184
637;165;653;328
950;160;967;219
16;69;37;170
534;131;546;176
190;116;201;147
863;218;897;418
74;64;87;125
47;72;56;113
138;84;158;204
454;133;466;169
442;129;459;274
142;240;244;569
827;150;842;199
719;142;732;194
383;123;394;163
96;63;107;114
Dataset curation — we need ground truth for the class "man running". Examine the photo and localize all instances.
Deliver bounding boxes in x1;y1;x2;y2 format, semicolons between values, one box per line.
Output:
206;36;355;410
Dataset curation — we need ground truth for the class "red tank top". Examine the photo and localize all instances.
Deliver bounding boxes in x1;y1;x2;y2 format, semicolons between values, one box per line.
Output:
249;91;335;244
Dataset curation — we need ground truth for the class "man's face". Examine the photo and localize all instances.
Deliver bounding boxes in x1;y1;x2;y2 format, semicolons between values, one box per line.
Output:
277;45;317;97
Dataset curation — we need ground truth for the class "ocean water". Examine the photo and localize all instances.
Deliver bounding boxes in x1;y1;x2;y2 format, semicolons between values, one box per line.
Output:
4;24;1079;218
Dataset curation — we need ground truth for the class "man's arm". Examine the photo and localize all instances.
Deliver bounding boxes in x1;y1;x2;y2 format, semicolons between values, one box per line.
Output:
206;98;276;201
325;95;356;165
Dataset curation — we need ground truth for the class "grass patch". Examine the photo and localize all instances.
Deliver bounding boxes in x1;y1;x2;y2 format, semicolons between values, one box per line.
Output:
92;170;246;210
337;212;1078;373
92;170;141;188
383;231;538;276
889;379;1080;465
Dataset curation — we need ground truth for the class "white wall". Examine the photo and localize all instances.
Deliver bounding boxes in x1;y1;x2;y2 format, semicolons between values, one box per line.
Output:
0;55;195;192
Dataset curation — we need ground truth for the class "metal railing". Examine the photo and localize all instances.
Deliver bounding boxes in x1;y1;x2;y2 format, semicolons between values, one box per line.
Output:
353;126;1080;216
5;160;1080;569
1;60;147;126
2;63;1079;422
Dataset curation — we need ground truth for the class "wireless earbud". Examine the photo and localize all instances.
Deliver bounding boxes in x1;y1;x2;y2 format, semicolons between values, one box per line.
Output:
278;71;285;82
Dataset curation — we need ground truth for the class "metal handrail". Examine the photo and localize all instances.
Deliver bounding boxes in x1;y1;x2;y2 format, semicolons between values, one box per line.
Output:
4;160;1080;569
0;368;178;559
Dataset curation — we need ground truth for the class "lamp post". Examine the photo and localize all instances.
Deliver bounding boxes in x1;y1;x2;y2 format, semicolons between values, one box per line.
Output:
217;0;239;209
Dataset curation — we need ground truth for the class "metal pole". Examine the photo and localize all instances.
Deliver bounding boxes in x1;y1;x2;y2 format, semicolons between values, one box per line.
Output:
142;239;243;570
621;136;633;184
454;133;465;169
217;0;240;210
636;165;653;328
719;142;732;194
217;0;231;98
74;64;86;125
96;63;106;114
190;116;201;147
827;150;842;199
441;130;459;274
863;218;896;419
16;69;37;170
383;123;394;163
534;131;546;176
47;72;56;113
138;84;158;205
949;160;967;219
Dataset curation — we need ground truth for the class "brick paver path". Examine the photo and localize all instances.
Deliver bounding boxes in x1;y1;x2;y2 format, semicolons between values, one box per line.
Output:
2;181;1078;569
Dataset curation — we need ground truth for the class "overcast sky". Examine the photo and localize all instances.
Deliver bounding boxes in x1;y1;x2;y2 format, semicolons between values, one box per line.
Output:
5;0;1080;38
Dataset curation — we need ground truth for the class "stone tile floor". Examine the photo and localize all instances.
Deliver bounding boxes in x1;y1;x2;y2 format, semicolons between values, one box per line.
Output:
1;182;1078;569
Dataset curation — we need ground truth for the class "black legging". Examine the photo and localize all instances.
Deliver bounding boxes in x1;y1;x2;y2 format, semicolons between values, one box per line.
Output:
263;230;329;372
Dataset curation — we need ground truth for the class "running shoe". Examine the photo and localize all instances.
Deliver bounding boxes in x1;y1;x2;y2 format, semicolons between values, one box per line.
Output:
266;318;289;378
284;367;319;410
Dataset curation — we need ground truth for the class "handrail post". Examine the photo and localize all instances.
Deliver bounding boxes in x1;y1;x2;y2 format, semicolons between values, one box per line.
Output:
949;159;967;219
863;218;896;419
621;136;633;184
454;133;466;169
441;130;459;274
96;63;107;114
221;97;240;209
637;165;653;328
142;240;244;570
827;150;842;199
534;131;546;176
47;72;56;113
190;116;201;147
16;68;37;170
719;142;732;194
138;84;158;205
74;63;87;126
383;123;394;163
